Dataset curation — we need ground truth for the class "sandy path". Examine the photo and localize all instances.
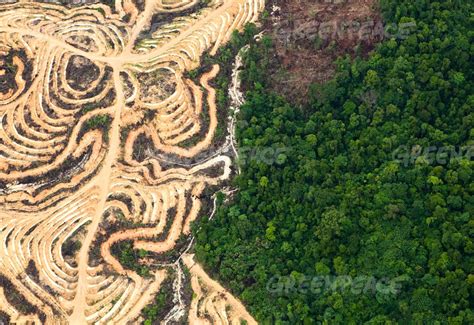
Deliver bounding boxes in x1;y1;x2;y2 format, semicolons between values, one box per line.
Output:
68;67;125;324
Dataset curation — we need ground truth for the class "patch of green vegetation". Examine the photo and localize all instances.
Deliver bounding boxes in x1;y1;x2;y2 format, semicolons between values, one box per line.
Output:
141;268;175;324
4;61;17;74
81;103;100;114
187;68;200;81
61;238;82;258
83;114;111;142
93;7;105;16
112;241;151;278
86;114;111;129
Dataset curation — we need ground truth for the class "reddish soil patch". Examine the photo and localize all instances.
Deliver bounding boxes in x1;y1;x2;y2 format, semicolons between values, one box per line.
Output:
264;0;382;102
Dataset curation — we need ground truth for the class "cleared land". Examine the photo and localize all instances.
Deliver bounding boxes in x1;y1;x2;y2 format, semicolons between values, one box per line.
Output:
263;0;380;101
0;0;263;323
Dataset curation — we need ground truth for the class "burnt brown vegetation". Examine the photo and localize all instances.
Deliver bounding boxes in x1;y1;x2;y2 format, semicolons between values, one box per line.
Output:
263;0;381;102
0;274;46;322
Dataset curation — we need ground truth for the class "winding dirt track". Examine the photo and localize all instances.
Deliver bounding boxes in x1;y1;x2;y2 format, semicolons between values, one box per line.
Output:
183;254;258;325
0;0;265;323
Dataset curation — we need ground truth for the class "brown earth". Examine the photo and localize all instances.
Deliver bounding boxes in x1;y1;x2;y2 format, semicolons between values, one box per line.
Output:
263;0;381;102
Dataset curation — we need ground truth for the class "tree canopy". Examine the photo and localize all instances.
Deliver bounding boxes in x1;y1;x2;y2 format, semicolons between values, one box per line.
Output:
194;0;473;323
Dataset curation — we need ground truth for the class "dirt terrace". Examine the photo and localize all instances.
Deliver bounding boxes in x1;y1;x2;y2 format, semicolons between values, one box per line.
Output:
0;0;264;323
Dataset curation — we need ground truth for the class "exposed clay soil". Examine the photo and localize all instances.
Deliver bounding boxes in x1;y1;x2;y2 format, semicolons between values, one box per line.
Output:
0;0;263;323
264;0;381;102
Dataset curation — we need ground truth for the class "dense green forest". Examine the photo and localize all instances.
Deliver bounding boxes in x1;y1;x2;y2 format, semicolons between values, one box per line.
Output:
194;0;473;323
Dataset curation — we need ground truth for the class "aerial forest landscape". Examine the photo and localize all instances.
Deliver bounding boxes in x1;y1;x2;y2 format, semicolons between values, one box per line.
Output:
0;0;472;324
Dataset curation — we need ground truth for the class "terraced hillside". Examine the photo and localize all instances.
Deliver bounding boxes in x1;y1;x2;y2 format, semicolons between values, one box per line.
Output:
0;0;264;323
